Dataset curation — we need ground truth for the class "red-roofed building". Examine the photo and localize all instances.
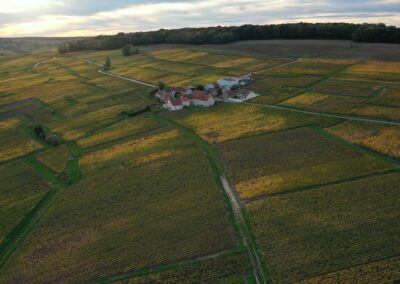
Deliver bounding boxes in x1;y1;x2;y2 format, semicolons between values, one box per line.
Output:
192;91;215;107
164;98;183;111
179;95;192;107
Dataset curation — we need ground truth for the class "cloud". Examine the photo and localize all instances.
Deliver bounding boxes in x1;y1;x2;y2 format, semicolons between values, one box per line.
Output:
0;0;399;37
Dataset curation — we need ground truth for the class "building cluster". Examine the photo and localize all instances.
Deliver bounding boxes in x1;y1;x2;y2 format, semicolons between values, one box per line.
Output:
155;75;258;111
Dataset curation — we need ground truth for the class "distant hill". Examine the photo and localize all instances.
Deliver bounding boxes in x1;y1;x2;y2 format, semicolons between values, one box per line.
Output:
0;37;87;53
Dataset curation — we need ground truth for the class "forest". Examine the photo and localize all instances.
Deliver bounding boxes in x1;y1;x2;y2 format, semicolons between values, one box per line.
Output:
58;23;400;53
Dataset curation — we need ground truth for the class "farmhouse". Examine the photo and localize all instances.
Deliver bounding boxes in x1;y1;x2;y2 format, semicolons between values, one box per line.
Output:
217;75;252;90
164;98;183;111
192;91;215;107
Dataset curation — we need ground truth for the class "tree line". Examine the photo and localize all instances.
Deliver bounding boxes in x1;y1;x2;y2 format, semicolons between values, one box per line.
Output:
58;23;400;53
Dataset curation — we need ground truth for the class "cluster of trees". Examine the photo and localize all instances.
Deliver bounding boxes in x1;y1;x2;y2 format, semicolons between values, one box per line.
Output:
33;125;62;146
122;44;140;56
58;23;400;53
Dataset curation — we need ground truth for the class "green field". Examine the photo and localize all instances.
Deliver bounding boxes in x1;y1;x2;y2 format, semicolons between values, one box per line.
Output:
0;45;399;283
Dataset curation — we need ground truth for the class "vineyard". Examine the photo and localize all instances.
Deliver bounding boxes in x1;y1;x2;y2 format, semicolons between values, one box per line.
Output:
168;103;338;144
246;172;400;283
0;144;236;283
0;160;51;243
328;121;400;159
217;127;394;199
118;253;250;283
0;44;400;283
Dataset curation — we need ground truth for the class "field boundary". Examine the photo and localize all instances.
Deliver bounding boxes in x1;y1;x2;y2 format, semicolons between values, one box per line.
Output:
240;101;400;126
102;248;241;283
153;113;270;284
244;169;399;204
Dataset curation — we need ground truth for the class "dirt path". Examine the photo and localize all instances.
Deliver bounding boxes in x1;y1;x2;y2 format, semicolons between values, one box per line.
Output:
77;57;157;88
220;175;268;284
32;58;51;69
255;58;300;74
152;114;269;284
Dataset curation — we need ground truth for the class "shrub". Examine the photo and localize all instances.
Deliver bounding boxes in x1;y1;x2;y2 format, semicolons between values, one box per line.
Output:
122;44;139;56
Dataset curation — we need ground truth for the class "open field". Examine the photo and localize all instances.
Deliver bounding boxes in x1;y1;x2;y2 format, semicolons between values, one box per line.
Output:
193;40;400;61
0;117;43;163
218;127;394;199
0;42;400;283
0;141;236;283
118;252;250;283
0;161;51;244
246;172;400;283
35;144;71;172
328;121;400;159
165;103;339;144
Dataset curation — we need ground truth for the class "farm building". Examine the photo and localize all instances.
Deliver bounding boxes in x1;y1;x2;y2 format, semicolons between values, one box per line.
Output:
164;98;184;111
192;91;215;107
179;95;192;107
217;75;252;90
227;89;258;102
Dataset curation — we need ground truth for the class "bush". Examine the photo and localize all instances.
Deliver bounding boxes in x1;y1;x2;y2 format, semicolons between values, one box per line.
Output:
34;125;46;139
122;44;139;56
45;135;62;147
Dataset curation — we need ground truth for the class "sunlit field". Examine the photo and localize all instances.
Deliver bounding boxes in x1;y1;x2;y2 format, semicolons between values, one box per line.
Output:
0;44;399;283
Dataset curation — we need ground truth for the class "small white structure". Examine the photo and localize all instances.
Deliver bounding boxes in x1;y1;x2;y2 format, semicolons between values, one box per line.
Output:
227;89;258;102
164;98;184;111
217;78;239;90
170;87;192;96
156;90;170;102
192;91;215;107
218;75;252;90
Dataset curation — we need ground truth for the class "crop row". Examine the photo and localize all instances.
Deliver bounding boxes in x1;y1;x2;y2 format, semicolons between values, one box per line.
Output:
246;172;400;283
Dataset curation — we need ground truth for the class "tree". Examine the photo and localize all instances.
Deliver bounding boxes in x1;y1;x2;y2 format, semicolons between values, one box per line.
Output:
122;44;139;56
104;56;111;70
212;32;236;44
34;125;46;139
158;81;166;90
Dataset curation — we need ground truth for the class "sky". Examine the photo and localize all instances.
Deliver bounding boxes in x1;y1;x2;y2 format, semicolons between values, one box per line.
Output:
0;0;399;37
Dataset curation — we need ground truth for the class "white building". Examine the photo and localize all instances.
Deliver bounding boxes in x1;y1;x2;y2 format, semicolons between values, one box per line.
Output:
218;75;252;90
227;89;258;102
164;98;184;111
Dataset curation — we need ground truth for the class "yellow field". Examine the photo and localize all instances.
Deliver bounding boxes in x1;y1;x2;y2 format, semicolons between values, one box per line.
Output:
171;104;338;143
328;121;400;159
218;127;394;199
77;115;163;148
335;61;400;82
352;104;400;121
280;92;329;108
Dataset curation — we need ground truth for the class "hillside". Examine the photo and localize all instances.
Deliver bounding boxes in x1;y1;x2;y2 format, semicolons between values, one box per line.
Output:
0;42;399;283
0;37;86;53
